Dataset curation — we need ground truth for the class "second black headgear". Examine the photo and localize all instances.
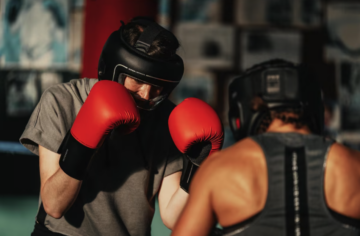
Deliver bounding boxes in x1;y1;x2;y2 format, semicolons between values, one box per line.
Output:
228;60;324;141
98;17;184;110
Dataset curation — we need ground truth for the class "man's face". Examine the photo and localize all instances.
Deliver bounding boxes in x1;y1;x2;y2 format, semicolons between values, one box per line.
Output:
123;76;163;100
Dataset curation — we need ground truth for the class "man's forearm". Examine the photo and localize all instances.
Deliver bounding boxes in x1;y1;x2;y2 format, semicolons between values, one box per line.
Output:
41;168;82;219
162;188;189;229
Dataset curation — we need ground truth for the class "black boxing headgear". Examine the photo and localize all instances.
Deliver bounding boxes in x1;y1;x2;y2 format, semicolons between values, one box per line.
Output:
228;60;324;141
98;17;184;110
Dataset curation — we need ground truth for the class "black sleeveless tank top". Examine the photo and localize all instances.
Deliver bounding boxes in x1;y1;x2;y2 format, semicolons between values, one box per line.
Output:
222;132;360;236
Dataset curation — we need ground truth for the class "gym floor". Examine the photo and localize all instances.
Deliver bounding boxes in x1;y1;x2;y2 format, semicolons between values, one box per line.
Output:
0;196;171;236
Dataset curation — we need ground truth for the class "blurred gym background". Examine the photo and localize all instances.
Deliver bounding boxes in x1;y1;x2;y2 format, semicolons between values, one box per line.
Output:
0;0;358;235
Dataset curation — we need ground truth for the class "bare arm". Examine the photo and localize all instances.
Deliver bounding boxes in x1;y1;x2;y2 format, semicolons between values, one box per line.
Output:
39;145;82;219
158;171;189;229
171;164;216;236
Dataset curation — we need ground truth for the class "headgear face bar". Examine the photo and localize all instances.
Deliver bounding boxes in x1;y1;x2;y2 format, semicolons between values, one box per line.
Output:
228;63;324;141
98;18;184;110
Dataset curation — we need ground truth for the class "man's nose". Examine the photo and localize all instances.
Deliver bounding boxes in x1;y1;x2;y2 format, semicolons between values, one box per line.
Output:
138;84;151;100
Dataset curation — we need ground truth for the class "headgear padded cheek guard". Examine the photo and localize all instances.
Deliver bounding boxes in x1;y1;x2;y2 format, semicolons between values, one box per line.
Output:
228;64;324;141
98;18;184;110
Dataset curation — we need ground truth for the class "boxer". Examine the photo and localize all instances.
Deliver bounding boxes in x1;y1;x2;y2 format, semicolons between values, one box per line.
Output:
172;59;360;236
20;17;223;236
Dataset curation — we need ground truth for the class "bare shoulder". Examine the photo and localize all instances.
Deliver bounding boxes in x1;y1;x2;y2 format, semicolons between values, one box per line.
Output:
325;142;360;218
192;137;265;188
328;142;360;175
210;137;264;168
194;137;268;225
330;142;360;156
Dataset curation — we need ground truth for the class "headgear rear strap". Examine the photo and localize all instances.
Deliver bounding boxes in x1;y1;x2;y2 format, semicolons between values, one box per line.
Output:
134;22;164;53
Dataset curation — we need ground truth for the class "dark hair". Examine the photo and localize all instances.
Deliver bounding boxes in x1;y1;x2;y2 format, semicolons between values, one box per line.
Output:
251;96;313;134
122;19;180;60
247;59;316;134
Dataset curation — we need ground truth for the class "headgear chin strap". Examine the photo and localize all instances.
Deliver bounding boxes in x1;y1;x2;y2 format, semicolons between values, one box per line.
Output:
228;63;324;141
98;17;184;110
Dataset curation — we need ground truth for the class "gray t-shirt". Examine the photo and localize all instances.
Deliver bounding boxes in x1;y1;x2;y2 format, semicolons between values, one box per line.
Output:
20;78;183;236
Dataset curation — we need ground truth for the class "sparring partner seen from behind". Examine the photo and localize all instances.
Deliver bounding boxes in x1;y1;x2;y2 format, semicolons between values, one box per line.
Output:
20;17;223;236
172;59;360;236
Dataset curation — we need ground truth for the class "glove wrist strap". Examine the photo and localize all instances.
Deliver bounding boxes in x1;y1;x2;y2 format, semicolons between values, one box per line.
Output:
59;132;95;180
180;160;199;193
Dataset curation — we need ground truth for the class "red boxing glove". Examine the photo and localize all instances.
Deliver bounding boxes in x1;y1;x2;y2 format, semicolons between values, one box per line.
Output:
169;98;224;192
59;80;140;180
71;80;140;148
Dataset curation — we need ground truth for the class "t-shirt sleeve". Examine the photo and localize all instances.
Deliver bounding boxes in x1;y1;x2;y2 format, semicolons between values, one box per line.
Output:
19;85;76;156
164;142;184;177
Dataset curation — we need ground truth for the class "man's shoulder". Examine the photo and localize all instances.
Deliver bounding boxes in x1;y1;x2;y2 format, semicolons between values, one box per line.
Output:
42;78;98;104
68;78;98;90
43;78;82;95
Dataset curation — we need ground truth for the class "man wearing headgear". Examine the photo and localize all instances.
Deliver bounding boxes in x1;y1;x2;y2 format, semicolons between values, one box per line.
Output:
20;17;223;236
172;59;360;236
